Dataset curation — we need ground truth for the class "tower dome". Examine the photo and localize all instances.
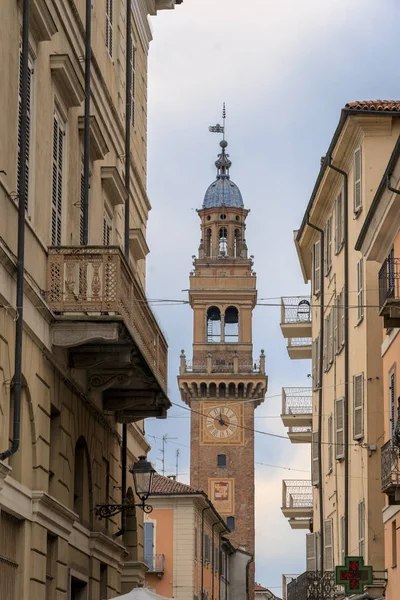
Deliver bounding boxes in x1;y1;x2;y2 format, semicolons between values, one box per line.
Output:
203;140;244;209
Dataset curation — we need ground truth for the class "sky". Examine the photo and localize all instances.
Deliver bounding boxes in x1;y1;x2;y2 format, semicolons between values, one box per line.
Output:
142;0;400;592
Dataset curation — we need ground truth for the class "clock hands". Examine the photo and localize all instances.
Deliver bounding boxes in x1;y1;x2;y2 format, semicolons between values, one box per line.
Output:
219;410;226;427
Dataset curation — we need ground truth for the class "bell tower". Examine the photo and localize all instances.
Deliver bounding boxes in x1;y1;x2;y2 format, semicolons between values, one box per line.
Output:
178;138;267;598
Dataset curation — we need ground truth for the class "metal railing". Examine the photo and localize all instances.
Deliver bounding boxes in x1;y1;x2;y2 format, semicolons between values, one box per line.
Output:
381;440;400;492
47;247;168;391
183;360;263;374
379;256;399;309
282;387;312;415
286;572;336;600
281;297;312;325
144;554;165;573
288;426;312;434
288;338;312;348
282;480;312;509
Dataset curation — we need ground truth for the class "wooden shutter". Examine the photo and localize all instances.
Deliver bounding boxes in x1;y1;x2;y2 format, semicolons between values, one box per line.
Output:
144;522;154;566
353;374;364;440
340;515;345;564
357;259;364;321
312;430;319;486
103;212;112;246
0;512;20;599
358;501;365;558
105;0;113;57
130;34;136;126
335;398;345;460
324;218;332;275
334;191;344;254
329;311;334;366
80;162;85;244
194;528;197;558
214;545;219;572
51;111;64;246
312;336;320;391
306;533;317;571
323;519;334;571
17;49;33;212
313;240;321;296
334;296;339;354
390;370;396;440
354;147;362;213
328;415;333;473
323;316;328;372
341;287;345;348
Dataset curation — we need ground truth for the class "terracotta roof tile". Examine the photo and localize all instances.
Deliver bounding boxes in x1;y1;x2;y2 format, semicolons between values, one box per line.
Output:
255;584;268;591
151;473;202;496
345;100;400;112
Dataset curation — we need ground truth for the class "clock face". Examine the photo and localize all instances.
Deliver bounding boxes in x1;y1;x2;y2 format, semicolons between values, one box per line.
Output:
206;406;239;439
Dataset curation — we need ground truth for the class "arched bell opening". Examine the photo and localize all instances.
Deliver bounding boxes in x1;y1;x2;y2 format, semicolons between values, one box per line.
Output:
207;306;221;342
209;382;217;398
234;228;242;257
206;228;212;257
228;383;236;398
200;383;207;397
238;383;245;399
219;383;226;398
219;227;228;256
225;306;239;343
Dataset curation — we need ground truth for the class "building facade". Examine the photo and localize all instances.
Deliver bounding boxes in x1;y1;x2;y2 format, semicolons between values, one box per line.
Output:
280;100;400;599
143;473;251;600
177;139;268;599
0;1;179;598
356;116;400;600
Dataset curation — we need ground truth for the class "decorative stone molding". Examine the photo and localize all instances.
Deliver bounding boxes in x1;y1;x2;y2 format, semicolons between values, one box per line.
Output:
129;229;150;261
101;167;127;207
89;370;133;392
121;560;148;588
90;532;128;570
78;116;109;161
52;321;121;348
20;0;58;41
50;54;85;108
32;491;77;540
0;462;12;491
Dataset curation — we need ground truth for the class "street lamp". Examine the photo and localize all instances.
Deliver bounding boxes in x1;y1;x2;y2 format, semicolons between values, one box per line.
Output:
95;455;155;520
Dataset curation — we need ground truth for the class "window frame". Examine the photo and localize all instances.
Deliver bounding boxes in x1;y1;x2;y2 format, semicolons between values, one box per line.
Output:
335;398;345;460
327;414;333;474
358;500;365;559
354;147;362;215
357;258;364;323
334;189;344;254
312;430;319;486
323;518;334;571
313;239;321;296
51;107;66;246
353;373;364;440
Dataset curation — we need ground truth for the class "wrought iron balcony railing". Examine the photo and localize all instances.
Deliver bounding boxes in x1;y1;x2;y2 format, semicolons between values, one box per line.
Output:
378;256;400;326
285;571;336;600
381;440;400;494
282;480;312;510
289;338;312;348
281;297;312;325
47;246;168;391
180;358;264;375
282;388;312;416
144;554;165;574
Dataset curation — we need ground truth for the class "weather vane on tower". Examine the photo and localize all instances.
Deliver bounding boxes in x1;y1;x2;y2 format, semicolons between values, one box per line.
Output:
209;103;226;141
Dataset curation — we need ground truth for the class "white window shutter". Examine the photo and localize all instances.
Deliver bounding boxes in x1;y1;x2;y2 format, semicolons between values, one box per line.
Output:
312;430;319;486
313;240;321;296
105;0;113;57
340;515;345;564
354;147;362;213
357;259;364;321
334;296;339;354
328;415;333;473
17;49;33;212
80;163;85;245
312;338;317;390
130;34;136;126
51;111;64;246
323;316;328;371
329;311;334;365
335;398;345;460
316;334;320;388
323;519;334;571
103;212;112;246
353;374;364;440
334;191;344;254
358;501;365;558
390;371;396;439
341;287;345;348
306;533;317;571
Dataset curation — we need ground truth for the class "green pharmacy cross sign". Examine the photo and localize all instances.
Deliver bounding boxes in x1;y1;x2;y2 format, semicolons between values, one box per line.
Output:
335;556;373;594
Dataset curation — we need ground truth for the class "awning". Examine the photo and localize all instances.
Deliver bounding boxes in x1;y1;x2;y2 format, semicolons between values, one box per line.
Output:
109;588;172;600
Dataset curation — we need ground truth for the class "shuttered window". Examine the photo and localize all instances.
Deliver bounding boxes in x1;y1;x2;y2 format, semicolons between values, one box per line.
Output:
144;522;154;566
194;528;198;558
340;515;345;564
17;48;33;212
80;162;85;244
306;533;317;571
358;501;365;559
354;147;362;213
328;311;334;367
327;415;333;473
312;430;319;486
341;287;345;348
105;0;113;57
312;335;320;391
323;519;334;571
51;110;65;246
324;216;332;275
204;534;210;563
335;398;345;460
357;258;364;321
323;315;329;372
389;369;396;440
353;374;364;440
335;190;344;254
214;545;219;572
0;512;20;599
313;240;321;296
103;211;112;246
130;34;136;126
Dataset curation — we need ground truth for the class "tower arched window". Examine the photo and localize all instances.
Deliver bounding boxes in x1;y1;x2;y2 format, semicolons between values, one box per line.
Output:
219;228;228;256
206;228;212;257
234;229;241;258
207;306;221;342
225;306;239;342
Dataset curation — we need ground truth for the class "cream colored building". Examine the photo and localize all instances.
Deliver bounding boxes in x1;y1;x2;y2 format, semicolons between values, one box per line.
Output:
280;100;400;599
0;1;180;598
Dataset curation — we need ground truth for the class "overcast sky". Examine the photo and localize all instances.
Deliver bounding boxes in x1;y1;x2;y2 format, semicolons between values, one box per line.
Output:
143;0;400;592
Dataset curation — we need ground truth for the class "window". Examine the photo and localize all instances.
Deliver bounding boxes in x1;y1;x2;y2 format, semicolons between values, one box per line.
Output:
105;0;113;57
144;522;154;567
73;437;90;524
335;189;345;254
219;227;227;255
341;287;345;348
79;159;85;244
204;534;210;562
17;47;33;212
100;563;108;599
389;369;396;440
103;211;112;246
0;512;20;598
392;520;397;568
357;258;364;322
323;312;334;371
234;229;241;257
214;545;219;572
225;306;239;342
327;415;333;474
323;519;333;571
340;515;345;564
335;398;345;460
194;528;198;558
226;516;235;531
312;431;319;486
46;534;56;600
313;239;321;296
354;147;362;213
217;454;226;467
71;576;87;600
51;109;65;245
312;335;320;391
353;374;364;440
324;216;332;275
206;228;212;257
207;306;221;342
358;500;365;559
306;533;318;572
129;34;136;126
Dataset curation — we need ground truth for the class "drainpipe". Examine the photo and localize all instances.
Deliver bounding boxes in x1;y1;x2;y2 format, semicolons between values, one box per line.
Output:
82;0;92;245
306;213;324;572
0;0;30;461
201;506;211;599
115;423;127;537
327;156;349;555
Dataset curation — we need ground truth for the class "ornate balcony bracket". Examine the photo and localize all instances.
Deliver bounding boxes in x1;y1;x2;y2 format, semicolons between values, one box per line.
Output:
89;370;133;392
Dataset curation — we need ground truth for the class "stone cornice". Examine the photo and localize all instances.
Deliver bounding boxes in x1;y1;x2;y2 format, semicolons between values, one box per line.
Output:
32;491;77;539
90;531;128;569
133;0;153;53
78;116;109;161
50;54;85;108
101;167;127;207
19;0;58;42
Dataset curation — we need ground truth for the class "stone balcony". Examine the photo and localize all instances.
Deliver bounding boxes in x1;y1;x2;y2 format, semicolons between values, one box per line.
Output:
46;246;170;422
287;337;312;360
281;387;312;444
280;297;312;339
281;480;313;530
